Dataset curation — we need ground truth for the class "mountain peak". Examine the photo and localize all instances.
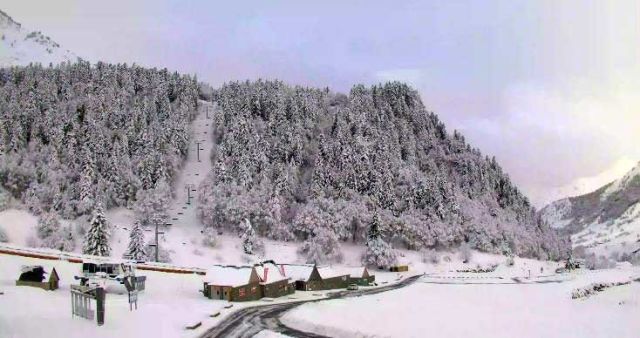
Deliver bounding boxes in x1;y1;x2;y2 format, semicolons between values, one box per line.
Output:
540;159;640;257
0;9;78;67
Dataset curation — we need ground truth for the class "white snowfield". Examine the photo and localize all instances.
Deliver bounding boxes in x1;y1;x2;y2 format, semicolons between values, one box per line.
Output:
282;267;640;338
0;10;77;67
572;202;640;258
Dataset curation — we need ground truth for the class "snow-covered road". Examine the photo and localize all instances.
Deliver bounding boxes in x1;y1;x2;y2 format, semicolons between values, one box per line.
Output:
198;275;424;338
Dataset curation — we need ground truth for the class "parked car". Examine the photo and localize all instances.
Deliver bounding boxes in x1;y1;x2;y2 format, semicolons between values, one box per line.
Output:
347;283;359;291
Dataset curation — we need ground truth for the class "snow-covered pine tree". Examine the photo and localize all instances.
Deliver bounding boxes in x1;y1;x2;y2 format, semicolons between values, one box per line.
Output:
78;152;96;214
201;226;217;247
83;203;111;256
364;213;397;269
241;218;264;255
124;220;147;260
266;194;293;241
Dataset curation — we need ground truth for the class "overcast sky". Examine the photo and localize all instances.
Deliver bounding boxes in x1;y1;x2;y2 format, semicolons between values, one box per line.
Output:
2;0;639;207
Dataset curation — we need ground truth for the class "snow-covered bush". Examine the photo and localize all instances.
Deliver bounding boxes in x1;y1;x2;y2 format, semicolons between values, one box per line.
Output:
571;281;630;299
0;187;9;211
442;255;451;262
134;179;171;227
422;249;440;264
26;235;38;248
459;242;473;263
456;264;498;273
363;214;397;269
37;212;61;240
609;251;620;262
505;255;515;267
585;253;616;270
83;203;111;257
74;221;87;236
123;221;147;261
298;227;343;264
146;245;172;263
240;219;265;256
201;227;217;248
572;245;587;259
41;226;75;252
0;226;8;242
620;252;640;265
36;212;74;251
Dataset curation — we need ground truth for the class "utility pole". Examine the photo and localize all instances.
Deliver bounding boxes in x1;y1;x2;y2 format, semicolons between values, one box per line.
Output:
148;222;170;262
185;184;196;205
196;141;202;162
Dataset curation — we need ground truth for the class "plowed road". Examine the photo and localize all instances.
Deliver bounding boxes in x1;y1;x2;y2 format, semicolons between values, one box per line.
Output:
199;275;423;338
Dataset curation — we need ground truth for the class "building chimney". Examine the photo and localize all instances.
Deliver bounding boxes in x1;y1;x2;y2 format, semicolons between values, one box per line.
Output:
263;267;269;282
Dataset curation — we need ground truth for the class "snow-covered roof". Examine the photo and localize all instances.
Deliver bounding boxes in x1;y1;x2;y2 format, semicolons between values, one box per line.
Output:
317;266;348;279
204;265;255;287
255;262;289;284
335;266;368;278
20;265;44;273
280;264;315;281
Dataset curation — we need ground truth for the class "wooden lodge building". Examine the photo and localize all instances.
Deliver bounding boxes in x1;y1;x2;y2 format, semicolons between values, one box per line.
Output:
203;265;263;302
203;262;293;302
341;266;375;286
204;262;375;301
254;261;295;298
281;264;323;291
281;264;367;291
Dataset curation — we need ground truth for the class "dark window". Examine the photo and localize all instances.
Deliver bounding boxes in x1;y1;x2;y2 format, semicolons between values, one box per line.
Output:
83;263;97;273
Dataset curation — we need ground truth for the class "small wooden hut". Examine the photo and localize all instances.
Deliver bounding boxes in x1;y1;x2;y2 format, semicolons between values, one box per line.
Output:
16;266;59;290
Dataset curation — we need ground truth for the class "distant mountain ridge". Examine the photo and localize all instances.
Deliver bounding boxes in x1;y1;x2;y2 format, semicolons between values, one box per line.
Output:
0;9;78;67
540;161;640;255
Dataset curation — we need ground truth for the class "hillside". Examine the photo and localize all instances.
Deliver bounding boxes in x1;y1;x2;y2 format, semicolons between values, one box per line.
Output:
0;10;77;67
197;80;570;261
540;161;640;257
0;62;199;221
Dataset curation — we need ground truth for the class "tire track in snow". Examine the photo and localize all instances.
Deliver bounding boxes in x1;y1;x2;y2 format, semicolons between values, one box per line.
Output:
199;275;423;338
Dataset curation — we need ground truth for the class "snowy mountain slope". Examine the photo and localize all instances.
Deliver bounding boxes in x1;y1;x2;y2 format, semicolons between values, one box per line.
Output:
0;9;77;67
198;81;570;261
540;161;640;255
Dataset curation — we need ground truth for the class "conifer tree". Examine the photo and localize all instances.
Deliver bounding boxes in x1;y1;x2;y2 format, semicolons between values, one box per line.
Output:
124;220;147;260
241;218;264;255
364;213;397;268
83;203;111;256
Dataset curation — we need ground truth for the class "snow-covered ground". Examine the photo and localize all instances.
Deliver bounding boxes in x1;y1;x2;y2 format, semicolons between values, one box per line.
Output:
283;266;640;338
0;253;340;338
0;10;77;67
572;202;640;257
